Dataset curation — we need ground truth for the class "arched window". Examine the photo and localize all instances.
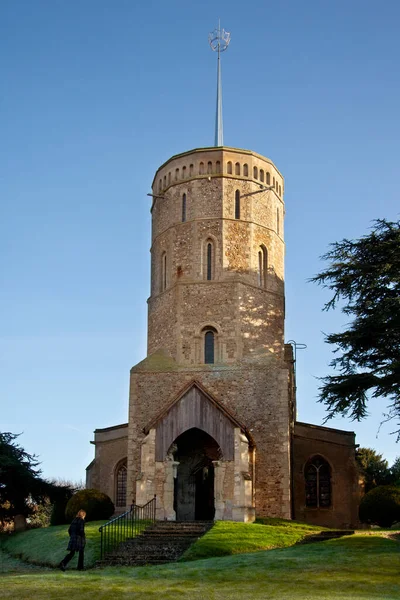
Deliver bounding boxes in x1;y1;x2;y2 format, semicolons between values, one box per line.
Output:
273;176;275;187
253;166;258;179
216;160;221;173
258;245;267;288
175;168;179;181
182;166;187;179
227;161;233;174
305;456;331;508
115;460;127;507
159;179;162;193
207;161;212;174
235;162;240;175
206;242;213;280
163;175;166;187
161;251;167;291
243;164;249;177
182;194;187;222
279;184;282;196
235;189;240;219
168;172;171;185
276;207;280;235
275;180;279;191
189;164;194;176
266;172;270;185
203;327;217;364
199;162;205;175
259;169;264;182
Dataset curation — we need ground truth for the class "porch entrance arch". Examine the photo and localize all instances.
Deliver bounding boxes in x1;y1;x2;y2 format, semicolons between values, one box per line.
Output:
173;428;220;521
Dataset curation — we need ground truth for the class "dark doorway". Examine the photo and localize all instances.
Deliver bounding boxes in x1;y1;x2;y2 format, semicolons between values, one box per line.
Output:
173;428;220;521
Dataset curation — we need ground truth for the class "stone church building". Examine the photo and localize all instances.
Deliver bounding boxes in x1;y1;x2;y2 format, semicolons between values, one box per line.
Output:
86;145;360;528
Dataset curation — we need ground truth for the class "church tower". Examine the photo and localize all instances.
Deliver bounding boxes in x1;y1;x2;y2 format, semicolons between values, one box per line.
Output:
125;147;295;522
87;27;360;529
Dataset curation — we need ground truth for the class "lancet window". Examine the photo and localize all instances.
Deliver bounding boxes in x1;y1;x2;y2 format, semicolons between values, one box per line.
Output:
258;245;267;288
235;190;241;220
161;251;167;292
182;193;187;222
203;327;217;364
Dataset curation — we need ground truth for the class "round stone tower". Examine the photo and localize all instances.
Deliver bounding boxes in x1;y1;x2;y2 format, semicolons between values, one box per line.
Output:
148;146;285;365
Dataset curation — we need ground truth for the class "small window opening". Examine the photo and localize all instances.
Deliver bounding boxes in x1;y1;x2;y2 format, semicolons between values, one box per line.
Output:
227;161;233;174
204;329;216;364
235;162;240;175
258;245;267;288
243;164;249;177
253;166;258;179
207;161;212;174
182;194;187;222
235;190;240;219
207;242;213;280
260;169;264;182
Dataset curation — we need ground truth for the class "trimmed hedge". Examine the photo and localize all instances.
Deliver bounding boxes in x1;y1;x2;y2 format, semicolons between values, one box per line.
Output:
65;488;114;522
359;485;400;527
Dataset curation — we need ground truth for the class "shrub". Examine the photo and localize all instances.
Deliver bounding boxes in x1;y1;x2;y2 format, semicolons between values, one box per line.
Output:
65;489;114;522
359;485;400;527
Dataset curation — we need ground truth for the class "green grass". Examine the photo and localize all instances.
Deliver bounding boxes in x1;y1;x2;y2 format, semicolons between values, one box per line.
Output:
0;534;399;599
182;518;327;560
0;521;106;568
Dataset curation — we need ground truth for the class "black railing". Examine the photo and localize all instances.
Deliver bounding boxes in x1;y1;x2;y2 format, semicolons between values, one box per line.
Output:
99;495;156;559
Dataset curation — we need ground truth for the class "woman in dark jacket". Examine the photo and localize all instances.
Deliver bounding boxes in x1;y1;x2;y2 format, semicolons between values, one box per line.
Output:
59;509;86;571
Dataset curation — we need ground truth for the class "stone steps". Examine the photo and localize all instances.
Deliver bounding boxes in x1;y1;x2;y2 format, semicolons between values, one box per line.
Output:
98;521;213;567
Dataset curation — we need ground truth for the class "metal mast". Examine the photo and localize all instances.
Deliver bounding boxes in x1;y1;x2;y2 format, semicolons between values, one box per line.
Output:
209;22;231;146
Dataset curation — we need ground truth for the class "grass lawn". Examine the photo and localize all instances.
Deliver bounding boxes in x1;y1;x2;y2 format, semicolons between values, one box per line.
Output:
182;518;327;560
0;521;106;568
0;534;399;599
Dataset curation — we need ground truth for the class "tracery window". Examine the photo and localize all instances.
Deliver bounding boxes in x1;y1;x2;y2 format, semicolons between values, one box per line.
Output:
305;456;331;508
235;189;240;220
115;461;127;507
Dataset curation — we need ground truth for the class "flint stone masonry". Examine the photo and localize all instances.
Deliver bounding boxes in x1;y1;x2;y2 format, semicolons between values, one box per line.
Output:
88;145;360;529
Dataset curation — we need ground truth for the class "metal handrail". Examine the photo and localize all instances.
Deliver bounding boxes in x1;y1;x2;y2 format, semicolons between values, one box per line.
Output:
99;495;156;559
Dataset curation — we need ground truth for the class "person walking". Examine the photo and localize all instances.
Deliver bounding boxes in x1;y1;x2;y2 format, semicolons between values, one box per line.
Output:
59;509;86;571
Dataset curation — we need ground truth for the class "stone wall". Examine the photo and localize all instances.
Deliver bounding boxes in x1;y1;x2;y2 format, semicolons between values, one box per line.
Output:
86;424;128;507
292;422;360;528
127;352;293;520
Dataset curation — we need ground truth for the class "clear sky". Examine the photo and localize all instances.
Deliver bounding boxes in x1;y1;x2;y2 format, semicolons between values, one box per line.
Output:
1;0;399;485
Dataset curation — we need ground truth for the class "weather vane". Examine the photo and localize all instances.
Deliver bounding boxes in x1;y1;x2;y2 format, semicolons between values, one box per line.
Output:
209;22;231;147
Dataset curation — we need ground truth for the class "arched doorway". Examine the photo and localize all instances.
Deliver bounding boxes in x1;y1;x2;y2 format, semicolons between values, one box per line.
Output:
173;428;221;521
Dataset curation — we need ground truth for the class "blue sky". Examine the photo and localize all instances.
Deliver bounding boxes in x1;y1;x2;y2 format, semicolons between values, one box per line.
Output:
1;0;399;484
